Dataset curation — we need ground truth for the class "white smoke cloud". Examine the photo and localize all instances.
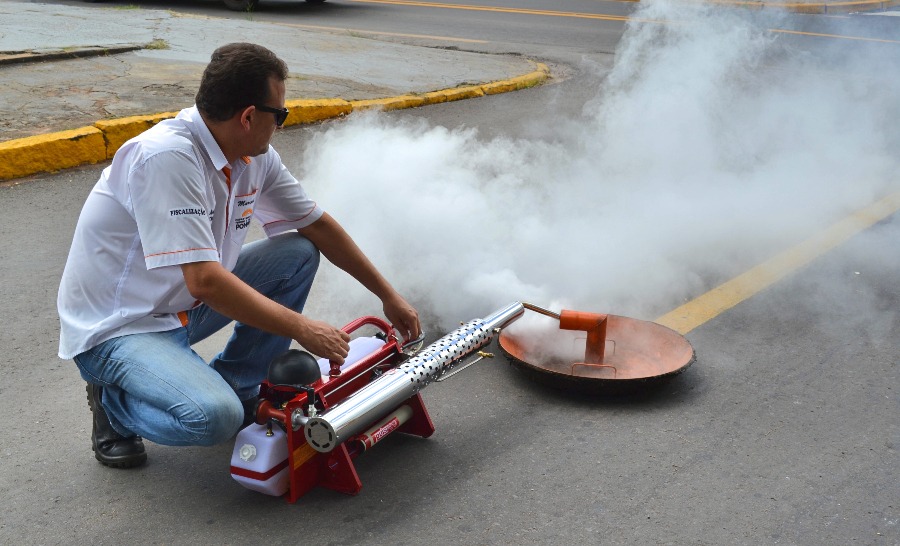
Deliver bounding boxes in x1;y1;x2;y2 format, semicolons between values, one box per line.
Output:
292;0;900;333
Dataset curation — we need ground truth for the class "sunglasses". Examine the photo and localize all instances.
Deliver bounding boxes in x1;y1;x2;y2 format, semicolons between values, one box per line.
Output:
255;104;289;127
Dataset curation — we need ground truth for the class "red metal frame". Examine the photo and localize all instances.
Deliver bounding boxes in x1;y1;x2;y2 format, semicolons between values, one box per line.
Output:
253;316;435;503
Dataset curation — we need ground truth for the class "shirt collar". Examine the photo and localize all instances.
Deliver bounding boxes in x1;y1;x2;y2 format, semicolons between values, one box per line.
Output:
182;105;230;173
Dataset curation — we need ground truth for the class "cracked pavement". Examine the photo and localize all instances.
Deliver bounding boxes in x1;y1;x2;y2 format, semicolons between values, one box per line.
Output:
0;1;536;141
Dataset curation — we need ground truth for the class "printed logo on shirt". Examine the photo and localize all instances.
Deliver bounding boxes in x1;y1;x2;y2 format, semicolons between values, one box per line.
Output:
234;195;255;230
169;207;207;218
235;208;253;230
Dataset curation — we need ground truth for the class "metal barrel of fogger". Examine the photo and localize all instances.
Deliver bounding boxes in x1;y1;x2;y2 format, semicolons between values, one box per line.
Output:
303;302;524;453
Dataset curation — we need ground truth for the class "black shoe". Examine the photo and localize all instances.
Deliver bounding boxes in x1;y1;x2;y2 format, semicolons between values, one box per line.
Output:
86;383;147;468
241;396;261;429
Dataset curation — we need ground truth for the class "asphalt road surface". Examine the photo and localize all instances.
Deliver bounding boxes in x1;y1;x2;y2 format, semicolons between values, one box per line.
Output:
2;1;899;544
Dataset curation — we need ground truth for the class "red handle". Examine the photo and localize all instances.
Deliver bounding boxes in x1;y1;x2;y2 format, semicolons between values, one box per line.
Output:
329;316;397;377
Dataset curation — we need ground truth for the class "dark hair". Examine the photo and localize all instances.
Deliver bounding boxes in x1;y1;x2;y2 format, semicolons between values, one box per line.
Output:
195;43;288;122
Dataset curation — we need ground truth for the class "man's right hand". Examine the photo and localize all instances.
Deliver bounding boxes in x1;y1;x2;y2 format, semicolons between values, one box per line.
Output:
295;317;351;365
181;261;351;365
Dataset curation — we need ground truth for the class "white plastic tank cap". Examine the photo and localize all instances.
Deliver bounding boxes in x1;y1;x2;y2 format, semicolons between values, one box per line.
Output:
239;444;257;462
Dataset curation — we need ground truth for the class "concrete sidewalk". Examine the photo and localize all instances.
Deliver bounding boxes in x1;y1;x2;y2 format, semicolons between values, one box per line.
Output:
0;1;548;181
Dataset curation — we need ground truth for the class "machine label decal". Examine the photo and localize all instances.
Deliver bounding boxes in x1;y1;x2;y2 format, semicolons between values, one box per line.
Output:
371;418;400;445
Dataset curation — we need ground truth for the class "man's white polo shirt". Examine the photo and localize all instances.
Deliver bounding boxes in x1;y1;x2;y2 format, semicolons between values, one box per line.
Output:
57;106;323;359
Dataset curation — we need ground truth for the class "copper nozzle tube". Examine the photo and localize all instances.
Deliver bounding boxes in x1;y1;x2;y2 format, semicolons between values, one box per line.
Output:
522;302;561;320
559;310;608;364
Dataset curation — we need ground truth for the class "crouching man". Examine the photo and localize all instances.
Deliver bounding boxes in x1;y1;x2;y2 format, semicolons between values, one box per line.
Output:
57;43;419;467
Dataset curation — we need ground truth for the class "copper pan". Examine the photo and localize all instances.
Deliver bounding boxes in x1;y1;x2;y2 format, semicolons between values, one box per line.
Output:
498;305;695;395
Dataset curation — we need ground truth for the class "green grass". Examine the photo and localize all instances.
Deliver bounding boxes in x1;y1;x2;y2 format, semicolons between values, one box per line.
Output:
145;39;169;50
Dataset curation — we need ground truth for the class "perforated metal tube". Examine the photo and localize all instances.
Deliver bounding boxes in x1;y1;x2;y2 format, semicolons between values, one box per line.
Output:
303;302;524;453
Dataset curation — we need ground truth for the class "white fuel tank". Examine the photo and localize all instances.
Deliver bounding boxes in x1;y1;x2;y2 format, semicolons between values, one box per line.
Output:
230;336;386;495
315;336;386;377
230;423;290;496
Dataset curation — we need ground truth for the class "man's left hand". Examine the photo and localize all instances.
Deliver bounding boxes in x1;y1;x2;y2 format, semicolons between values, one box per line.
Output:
383;294;421;342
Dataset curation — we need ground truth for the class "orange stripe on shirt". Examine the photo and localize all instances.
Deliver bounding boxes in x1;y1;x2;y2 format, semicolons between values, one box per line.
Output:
145;247;217;258
263;205;319;228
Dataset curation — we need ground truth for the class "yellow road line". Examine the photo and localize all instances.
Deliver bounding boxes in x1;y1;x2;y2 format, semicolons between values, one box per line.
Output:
656;191;900;335
348;0;637;22
348;0;900;44
770;28;900;44
275;21;489;43
705;0;898;12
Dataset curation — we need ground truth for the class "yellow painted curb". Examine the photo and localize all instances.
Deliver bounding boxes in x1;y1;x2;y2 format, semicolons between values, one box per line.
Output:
0;63;551;182
285;98;353;126
0;126;106;180
350;95;427;112
94;112;180;159
420;85;486;105
482;63;550;95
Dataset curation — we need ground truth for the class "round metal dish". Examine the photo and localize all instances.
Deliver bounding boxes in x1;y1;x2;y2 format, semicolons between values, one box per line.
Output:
498;314;695;395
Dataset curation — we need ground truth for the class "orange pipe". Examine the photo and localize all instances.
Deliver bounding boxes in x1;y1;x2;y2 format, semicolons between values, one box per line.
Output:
559;310;608;363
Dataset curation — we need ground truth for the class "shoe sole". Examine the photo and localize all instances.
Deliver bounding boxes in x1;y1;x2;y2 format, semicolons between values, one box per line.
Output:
91;447;148;468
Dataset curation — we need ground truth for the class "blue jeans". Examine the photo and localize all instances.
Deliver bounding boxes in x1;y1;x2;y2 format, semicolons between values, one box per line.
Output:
73;233;320;447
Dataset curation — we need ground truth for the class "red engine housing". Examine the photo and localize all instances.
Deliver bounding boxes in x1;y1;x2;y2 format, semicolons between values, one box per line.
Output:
246;316;435;503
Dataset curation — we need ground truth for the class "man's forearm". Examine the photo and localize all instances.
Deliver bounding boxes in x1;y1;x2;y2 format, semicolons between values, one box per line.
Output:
181;260;303;339
180;260;351;362
298;213;421;340
298;213;397;301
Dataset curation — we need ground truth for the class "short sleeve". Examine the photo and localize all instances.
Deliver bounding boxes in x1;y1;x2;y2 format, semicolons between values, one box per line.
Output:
253;149;324;236
128;150;220;269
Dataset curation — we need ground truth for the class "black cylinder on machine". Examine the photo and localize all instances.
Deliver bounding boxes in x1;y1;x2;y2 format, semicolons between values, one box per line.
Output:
267;349;321;388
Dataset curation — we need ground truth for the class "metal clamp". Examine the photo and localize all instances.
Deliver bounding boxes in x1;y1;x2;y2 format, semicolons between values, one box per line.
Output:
401;332;426;355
